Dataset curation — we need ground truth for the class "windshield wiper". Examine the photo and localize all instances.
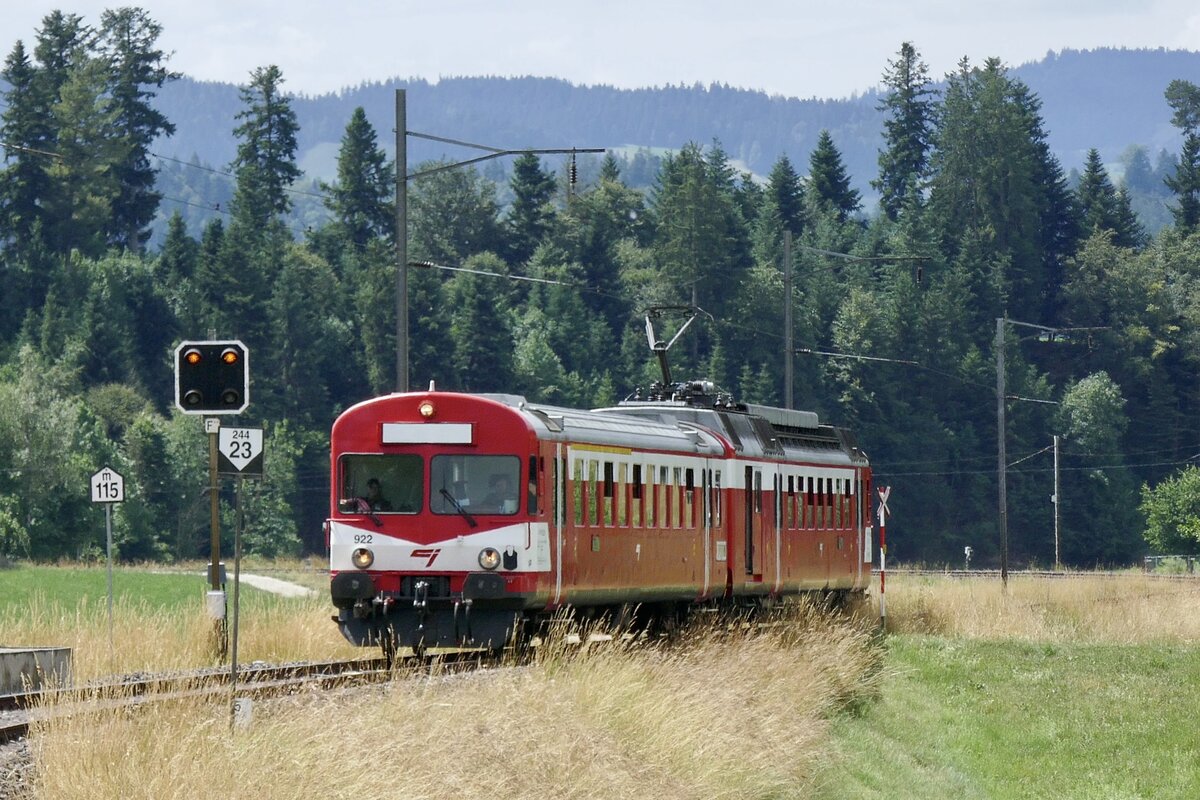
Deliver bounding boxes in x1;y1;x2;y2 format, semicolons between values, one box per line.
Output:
439;488;478;528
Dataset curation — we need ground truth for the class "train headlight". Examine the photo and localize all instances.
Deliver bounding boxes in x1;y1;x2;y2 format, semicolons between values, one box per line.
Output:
351;547;375;569
478;547;501;570
419;400;436;418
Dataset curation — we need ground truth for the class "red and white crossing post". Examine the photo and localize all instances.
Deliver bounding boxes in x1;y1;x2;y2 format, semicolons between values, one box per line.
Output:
877;486;891;631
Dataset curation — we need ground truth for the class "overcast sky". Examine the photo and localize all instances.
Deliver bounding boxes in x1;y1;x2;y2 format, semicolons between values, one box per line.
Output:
9;1;1200;99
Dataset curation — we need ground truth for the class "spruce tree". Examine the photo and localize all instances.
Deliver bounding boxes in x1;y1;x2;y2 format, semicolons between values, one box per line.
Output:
807;130;861;223
874;41;936;221
98;7;177;252
322;106;394;252
230;64;301;230
504;152;557;266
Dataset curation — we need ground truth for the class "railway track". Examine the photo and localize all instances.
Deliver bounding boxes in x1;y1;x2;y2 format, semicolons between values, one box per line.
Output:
881;568;1200;581
0;650;492;746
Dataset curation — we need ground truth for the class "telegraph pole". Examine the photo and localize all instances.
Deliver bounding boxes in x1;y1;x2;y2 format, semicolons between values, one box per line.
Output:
392;89;604;392
1053;434;1061;570
784;230;794;410
395;89;408;392
996;318;1009;589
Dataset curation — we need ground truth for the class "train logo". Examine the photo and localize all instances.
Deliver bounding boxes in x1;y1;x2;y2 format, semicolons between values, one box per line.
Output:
410;548;442;567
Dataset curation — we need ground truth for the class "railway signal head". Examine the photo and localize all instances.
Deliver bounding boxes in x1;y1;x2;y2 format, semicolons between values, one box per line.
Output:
174;340;249;415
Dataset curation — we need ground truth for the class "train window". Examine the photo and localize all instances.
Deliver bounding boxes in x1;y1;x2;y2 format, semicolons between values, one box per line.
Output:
815;478;824;529
645;465;655;528
603;462;615;498
632;464;643;500
529;456;539;515
589;460;602;526
834;479;842;529
754;471;762;514
339;454;422;514
430;454;521;515
660;467;671;529
684;468;695;528
673;467;682;529
617;464;628;526
572;458;583;525
713;470;722;527
785;476;795;529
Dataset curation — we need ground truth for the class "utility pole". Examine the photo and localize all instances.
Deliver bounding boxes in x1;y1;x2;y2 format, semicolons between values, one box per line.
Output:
1053;434;1061;570
784;230;794;410
995;316;1066;591
395;89;408;392
996;318;1009;590
392;89;604;392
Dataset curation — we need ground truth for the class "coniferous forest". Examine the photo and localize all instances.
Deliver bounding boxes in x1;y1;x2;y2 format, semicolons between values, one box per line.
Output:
4;11;1200;568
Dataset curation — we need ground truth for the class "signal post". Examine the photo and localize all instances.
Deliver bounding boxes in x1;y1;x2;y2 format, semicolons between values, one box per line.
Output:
174;340;249;657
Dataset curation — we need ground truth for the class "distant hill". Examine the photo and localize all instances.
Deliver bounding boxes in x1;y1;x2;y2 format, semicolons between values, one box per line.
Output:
153;47;1200;176
146;47;1200;238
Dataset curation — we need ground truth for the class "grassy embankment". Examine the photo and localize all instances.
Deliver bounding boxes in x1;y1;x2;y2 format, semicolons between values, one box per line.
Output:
822;574;1200;799
1;560;357;679
8;564;1200;798
7;562;879;799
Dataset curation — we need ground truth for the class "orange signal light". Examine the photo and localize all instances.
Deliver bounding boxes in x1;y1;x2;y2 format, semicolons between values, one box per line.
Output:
184;348;202;366
221;348;240;365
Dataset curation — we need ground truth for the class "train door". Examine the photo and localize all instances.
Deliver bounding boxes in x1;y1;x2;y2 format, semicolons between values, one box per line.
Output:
551;446;568;608
744;465;763;581
773;472;784;593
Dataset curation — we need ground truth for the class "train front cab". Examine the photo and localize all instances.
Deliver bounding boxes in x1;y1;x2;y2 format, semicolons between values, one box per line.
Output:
327;393;553;653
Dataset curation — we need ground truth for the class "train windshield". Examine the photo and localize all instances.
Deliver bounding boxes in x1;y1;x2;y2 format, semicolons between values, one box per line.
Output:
338;454;422;514
430;454;521;515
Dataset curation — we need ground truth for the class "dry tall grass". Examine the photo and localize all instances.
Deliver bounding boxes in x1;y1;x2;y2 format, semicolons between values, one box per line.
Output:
0;592;359;682
24;606;881;800
881;573;1200;643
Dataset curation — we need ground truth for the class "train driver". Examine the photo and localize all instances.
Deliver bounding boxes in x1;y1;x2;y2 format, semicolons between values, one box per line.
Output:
481;473;518;513
364;477;393;512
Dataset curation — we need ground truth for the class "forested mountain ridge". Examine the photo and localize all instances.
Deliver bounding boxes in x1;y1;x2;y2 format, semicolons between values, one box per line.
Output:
151;46;1196;186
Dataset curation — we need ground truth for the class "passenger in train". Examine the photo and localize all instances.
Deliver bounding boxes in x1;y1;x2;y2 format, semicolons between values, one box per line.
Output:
480;474;517;513
365;478;393;512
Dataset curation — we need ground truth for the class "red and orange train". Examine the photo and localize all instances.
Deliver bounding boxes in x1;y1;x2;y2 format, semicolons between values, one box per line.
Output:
327;376;874;655
327;380;873;654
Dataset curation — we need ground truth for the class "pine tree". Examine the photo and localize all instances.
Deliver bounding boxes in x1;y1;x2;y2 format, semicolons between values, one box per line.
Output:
874;42;936;221
42;55;128;257
1164;80;1200;234
408;161;500;265
447;256;514;390
97;7;177;252
1076;149;1145;249
503;152;557;266
0;40;53;251
230;65;301;230
1166;136;1200;234
652;141;751;319
322;106;394;252
807;130;861;223
767;155;806;236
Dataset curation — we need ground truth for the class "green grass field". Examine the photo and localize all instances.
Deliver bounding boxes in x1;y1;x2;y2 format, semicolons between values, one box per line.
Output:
816;573;1200;800
1;564;239;612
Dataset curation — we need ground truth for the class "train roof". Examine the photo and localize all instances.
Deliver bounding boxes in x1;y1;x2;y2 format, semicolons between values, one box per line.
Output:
478;392;866;466
477;394;721;455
